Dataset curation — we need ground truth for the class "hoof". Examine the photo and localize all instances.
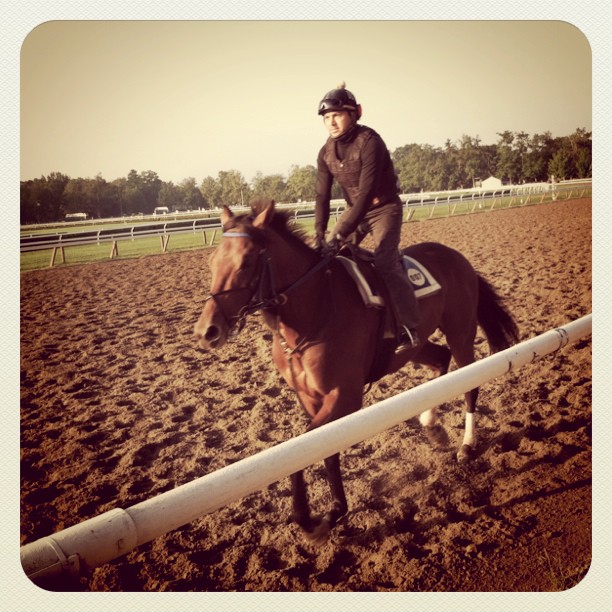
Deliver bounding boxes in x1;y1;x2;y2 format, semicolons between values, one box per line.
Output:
304;516;332;546
425;424;449;448
457;444;475;463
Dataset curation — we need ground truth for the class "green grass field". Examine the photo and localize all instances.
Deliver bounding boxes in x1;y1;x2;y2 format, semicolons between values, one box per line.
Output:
20;231;217;272
20;187;591;272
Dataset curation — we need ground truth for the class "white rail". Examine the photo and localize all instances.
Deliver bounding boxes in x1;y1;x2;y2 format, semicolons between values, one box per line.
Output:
20;314;592;582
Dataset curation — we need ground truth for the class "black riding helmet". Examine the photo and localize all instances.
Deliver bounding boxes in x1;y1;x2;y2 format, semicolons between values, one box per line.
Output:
318;82;363;119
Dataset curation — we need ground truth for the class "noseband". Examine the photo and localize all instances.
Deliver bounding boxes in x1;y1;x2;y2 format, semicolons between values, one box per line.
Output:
206;231;332;336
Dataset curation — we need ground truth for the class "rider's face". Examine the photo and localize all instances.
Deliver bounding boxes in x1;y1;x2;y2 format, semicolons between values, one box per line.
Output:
323;110;353;138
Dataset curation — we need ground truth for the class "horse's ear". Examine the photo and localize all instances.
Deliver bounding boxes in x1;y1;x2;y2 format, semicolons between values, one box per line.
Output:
220;206;234;228
253;199;275;229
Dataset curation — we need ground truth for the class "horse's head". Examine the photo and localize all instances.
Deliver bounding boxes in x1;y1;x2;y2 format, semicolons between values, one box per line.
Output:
193;199;276;349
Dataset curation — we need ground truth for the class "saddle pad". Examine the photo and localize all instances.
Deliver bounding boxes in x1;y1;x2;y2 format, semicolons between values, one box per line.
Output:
337;254;441;309
402;255;442;298
337;256;385;308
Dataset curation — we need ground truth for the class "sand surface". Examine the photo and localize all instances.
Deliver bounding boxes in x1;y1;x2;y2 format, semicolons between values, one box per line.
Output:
20;198;592;592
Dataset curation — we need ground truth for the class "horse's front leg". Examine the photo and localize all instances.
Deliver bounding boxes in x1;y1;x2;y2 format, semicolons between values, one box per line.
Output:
297;387;359;542
322;452;348;527
290;453;348;543
290;469;314;532
284;373;326;537
272;343;321;534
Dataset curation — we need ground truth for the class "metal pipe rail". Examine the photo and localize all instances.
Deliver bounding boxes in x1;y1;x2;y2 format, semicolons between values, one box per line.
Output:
20;314;592;583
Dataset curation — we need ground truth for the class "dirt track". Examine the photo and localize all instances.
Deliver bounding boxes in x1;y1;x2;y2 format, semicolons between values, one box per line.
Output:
20;198;592;591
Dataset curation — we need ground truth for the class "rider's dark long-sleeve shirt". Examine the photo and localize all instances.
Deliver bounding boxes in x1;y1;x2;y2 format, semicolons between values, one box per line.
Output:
314;124;399;238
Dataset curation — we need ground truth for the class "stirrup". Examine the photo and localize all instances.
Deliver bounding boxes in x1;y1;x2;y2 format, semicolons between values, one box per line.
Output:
395;326;419;353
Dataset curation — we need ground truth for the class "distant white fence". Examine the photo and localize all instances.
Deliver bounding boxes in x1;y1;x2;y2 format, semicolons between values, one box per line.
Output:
20;314;592;584
20;217;227;266
20;179;591;267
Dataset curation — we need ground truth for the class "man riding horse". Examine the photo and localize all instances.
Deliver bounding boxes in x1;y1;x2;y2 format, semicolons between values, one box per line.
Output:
313;82;420;353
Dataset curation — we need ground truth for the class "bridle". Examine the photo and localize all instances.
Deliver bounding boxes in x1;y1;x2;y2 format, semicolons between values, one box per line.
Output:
206;228;335;417
205;230;333;337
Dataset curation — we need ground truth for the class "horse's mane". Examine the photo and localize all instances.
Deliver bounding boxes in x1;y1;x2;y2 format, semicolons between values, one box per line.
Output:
234;199;314;254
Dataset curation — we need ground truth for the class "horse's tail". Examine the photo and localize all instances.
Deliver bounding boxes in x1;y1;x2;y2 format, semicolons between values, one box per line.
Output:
477;274;520;353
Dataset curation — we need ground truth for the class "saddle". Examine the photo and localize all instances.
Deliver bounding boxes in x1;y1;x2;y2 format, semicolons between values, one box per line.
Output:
336;245;441;383
337;247;441;308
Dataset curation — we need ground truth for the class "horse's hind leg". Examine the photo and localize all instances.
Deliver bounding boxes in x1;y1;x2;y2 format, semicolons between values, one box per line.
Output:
445;328;479;462
460;388;479;455
412;341;452;446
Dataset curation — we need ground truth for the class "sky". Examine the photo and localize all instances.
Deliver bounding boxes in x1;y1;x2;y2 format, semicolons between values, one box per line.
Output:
21;20;592;186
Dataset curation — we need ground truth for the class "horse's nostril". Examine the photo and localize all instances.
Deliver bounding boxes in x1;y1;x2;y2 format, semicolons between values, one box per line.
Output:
204;326;220;342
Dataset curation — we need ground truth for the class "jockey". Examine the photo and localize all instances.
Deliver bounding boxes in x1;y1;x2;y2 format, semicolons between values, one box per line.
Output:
313;82;420;352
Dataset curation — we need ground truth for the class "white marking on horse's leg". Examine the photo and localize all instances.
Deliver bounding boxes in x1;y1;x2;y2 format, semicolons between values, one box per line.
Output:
419;407;437;428
462;411;476;448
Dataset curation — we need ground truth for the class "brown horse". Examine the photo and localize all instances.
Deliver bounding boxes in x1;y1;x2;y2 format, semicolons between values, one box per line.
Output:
193;198;518;540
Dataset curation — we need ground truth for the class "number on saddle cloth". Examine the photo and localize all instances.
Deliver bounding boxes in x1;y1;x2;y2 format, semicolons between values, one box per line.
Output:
337;251;441;308
402;256;441;299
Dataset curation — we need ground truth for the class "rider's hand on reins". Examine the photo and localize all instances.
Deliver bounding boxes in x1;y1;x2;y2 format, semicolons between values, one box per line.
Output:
313;232;326;254
313;233;343;257
322;234;344;257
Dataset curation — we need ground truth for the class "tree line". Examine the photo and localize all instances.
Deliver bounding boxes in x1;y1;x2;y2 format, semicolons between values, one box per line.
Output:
20;128;591;224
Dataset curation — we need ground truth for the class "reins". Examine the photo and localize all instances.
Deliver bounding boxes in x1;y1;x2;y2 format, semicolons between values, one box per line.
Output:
206;231;333;337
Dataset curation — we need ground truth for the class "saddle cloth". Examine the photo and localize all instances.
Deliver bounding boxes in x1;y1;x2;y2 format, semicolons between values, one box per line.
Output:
337;254;441;308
